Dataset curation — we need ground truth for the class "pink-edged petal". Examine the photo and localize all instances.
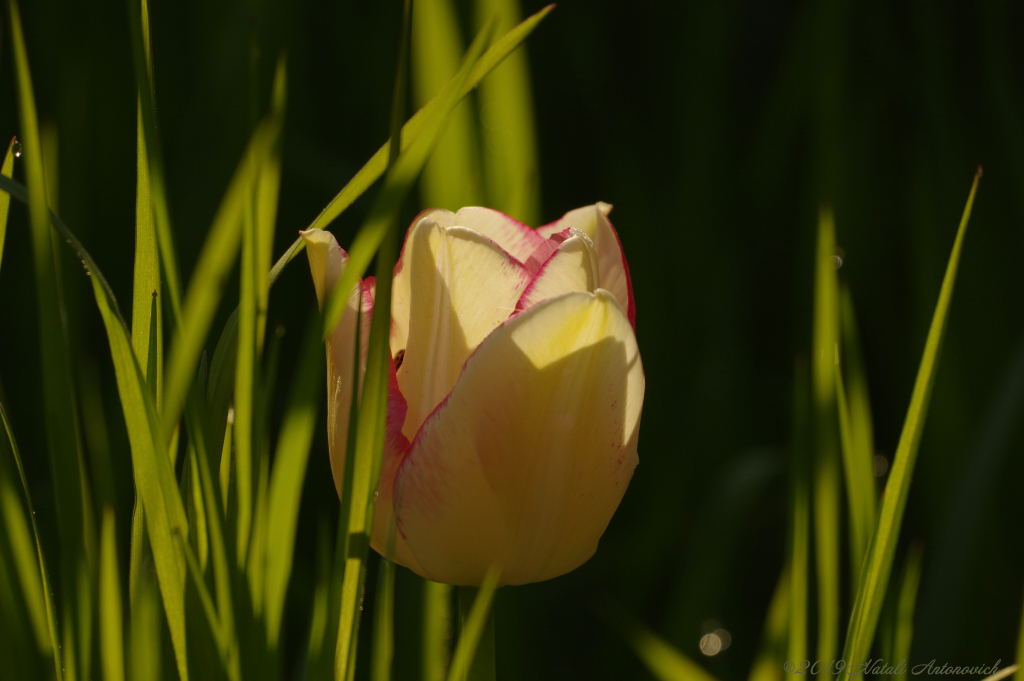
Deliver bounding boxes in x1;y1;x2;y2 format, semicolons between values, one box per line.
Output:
301;229;373;498
396;218;532;440
393;290;644;586
517;228;600;312
450;206;546;267
534;202;635;327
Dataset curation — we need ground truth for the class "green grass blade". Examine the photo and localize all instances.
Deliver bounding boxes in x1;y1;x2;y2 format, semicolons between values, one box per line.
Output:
371;558;396;681
748;566;790;681
841;169;980;667
0;136;17;276
208;309;240;465
100;507;126;681
473;0;540;225
448;568;501;681
812;205;840;663
599;598;720;681
890;544;922;681
162;118;280;438
788;361;811;668
128;0;183;326
264;315;325;648
836;286;876;589
412;0;483;210
423;580;453;681
256;56;287;351
266;4;554;290
130;577;162;681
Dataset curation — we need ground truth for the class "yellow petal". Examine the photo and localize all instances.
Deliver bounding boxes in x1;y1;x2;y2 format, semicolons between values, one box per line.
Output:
396;218;531;440
450;206;545;266
301;228;372;498
536;203;634;324
517;228;600;312
393;290;644;586
391;209;456;356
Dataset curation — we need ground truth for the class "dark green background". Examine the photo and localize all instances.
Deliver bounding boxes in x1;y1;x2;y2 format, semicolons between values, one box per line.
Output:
1;1;1022;679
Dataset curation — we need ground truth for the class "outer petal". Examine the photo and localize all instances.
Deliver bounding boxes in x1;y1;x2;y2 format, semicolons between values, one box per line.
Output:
301;229;372;497
516;228;600;312
450;207;546;268
396;218;531;439
534;202;635;326
393;290;644;586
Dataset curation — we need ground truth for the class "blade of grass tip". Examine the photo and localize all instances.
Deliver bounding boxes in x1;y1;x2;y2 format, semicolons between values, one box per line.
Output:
840;285;878;504
256;55;287;352
100;507;126;681
748;566;790;681
265;4;554;290
413;0;484;210
448;566;501;681
0;413;58;667
812;205;840;664
162;118;280;439
264;315;325;648
836;287;876;589
890;544;922;681
371;555;396;681
788;360;810;667
0;136;18;276
595;595;720;681
129;0;183;326
474;0;540;225
841;169;980;668
423;580;453;681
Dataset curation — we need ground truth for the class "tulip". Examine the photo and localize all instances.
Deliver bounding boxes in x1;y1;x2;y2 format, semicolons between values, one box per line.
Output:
302;202;644;586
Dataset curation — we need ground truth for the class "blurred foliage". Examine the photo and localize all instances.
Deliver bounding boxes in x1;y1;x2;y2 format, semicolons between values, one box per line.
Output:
1;1;1023;680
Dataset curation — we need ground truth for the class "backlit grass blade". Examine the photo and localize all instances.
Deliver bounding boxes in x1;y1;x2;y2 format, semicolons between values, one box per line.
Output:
473;0;540;225
130;577;162;681
266;4;554;289
890;545;922;681
371;557;397;681
448;567;501;681
836;286;876;588
0;136;17;276
208;309;240;464
100;507;126;681
811;205;840;663
600;599;720;681
263;316;325;648
413;0;483;210
128;0;183;326
162;118;281;438
256;56;287;350
841;169;980;667
788;361;810;667
748;567;790;681
9;8;91;679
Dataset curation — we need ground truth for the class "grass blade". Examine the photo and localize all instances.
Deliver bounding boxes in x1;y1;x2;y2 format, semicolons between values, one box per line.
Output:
812;205;840;663
265;4;554;289
0;136;17;276
423;581;453;681
890;544;922;681
263;315;325;648
100;507;126;681
841;169;980;667
130;579;162;681
748;567;791;681
473;0;540;225
788;361;810;667
371;557;396;681
448;568;501;681
412;0;483;210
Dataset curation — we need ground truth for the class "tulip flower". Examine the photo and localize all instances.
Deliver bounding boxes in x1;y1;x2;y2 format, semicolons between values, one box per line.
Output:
302;202;644;586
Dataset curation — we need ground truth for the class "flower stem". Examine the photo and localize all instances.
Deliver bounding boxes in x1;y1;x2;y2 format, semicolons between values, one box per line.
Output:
457;586;496;681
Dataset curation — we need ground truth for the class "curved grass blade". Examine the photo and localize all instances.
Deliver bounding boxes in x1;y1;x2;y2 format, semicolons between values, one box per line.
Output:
812;205;840;663
890;544;922;681
100;507;126;681
448;567;501;681
840;169;980;668
263;315;325;648
0;136;17;276
265;4;555;289
748;566;790;681
474;0;540;225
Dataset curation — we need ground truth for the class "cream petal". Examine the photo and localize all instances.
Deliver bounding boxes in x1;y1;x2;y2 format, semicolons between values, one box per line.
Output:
396;219;531;440
301;229;373;499
393;290;644;586
534;203;635;326
451;206;546;268
517;229;600;312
